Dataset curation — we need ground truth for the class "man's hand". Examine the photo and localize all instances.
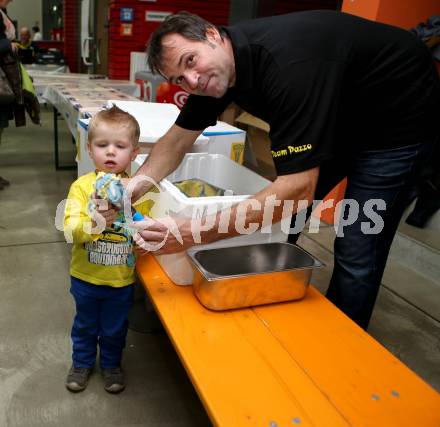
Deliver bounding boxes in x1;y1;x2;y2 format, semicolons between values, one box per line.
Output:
131;167;320;254
133;217;194;254
121;175;157;203
126;125;202;202
10;42;18;53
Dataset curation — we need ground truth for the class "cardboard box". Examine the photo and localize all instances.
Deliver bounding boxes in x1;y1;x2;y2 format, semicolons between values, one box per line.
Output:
219;102;241;126
235;112;277;180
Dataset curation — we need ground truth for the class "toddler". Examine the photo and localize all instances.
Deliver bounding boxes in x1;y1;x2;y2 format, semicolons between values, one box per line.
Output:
63;106;148;393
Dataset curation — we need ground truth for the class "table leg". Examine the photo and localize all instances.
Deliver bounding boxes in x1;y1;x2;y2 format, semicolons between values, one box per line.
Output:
53;106;76;170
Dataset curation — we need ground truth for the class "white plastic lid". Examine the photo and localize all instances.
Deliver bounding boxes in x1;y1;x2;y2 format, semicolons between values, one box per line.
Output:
106;100;208;144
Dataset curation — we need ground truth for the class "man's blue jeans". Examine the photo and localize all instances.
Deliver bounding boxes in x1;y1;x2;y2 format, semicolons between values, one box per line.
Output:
70;276;134;369
288;141;436;329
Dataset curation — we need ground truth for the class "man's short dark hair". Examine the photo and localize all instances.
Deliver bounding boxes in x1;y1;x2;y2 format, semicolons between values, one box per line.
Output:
147;11;221;76
32;26;40;33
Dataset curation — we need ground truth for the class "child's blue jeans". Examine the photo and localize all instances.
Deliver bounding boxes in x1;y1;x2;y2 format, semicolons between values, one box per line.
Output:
70;276;134;369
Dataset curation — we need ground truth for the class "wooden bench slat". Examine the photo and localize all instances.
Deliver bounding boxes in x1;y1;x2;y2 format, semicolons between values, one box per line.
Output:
137;255;349;426
254;288;440;426
137;255;440;427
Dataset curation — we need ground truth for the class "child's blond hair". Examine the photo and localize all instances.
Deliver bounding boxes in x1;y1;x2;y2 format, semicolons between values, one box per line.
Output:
88;105;140;145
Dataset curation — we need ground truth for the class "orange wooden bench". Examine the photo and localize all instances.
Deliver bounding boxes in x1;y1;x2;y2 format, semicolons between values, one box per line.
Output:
137;254;440;427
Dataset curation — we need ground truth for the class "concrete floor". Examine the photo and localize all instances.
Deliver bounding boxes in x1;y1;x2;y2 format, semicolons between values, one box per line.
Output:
0;109;439;426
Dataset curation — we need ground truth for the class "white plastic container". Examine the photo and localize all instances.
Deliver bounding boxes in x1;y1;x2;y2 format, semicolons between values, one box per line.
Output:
109;100;245;161
201;122;245;164
132;153;288;285
77;100;246;177
76;102;209;177
105;100;209;151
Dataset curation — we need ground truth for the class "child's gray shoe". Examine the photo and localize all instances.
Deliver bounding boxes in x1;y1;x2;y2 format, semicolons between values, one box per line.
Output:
65;365;92;392
102;367;125;393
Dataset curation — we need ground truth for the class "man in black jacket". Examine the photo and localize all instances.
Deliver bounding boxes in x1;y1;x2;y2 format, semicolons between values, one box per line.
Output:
131;11;439;329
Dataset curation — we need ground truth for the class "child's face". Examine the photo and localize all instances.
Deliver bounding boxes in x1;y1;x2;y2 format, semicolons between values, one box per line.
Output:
87;122;139;174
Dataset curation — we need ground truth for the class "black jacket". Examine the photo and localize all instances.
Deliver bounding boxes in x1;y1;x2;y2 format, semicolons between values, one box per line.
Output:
0;8;14;127
0;8;40;128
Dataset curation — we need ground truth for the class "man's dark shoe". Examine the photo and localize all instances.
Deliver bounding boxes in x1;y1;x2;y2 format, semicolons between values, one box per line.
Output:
65;365;92;392
102;367;125;393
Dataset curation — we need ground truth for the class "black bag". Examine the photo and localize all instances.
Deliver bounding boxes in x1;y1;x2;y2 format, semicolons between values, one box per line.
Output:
0;65;14;105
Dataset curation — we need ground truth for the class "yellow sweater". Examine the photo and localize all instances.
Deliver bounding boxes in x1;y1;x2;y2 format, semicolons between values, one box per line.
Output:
64;172;151;287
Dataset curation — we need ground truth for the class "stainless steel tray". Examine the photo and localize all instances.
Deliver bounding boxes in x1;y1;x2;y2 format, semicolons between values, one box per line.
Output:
187;242;323;310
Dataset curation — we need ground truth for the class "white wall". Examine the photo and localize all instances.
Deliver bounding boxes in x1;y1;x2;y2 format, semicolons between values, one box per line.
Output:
7;0;42;34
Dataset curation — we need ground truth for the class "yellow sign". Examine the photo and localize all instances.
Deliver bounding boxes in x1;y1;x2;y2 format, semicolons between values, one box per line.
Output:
230;142;245;164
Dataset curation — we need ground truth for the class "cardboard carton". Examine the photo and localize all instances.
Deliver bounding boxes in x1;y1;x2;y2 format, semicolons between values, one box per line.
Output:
235;112;277;180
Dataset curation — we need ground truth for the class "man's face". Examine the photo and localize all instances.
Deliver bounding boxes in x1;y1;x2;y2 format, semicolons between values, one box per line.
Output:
159;31;235;98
